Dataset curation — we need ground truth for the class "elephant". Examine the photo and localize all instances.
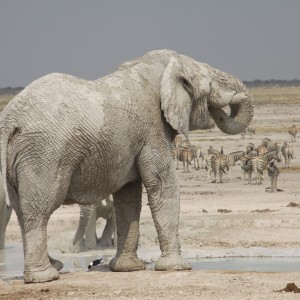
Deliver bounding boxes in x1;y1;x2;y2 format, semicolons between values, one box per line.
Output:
0;173;12;250
0;49;254;283
72;196;116;252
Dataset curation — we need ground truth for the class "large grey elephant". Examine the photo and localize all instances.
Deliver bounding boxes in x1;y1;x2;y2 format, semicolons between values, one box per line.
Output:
0;49;254;283
0;173;12;250
72;196;116;252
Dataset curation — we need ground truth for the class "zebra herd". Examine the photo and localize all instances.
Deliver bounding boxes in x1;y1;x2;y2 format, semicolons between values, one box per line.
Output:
173;134;295;191
172;136;205;173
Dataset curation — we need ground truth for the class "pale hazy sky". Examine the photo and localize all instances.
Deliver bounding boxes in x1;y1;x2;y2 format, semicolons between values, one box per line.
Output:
0;0;299;87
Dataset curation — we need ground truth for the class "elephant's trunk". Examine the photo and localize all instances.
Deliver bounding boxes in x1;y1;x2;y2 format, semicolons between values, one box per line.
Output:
209;92;254;135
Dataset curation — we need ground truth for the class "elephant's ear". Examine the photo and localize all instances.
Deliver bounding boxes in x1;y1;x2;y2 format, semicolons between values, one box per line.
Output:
160;57;193;136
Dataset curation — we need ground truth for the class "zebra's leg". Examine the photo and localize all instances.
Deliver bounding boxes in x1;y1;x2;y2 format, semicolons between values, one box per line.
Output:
228;167;232;181
219;169;223;183
212;170;216;183
187;158;191;173
271;177;275;192
243;170;246;184
270;177;273;192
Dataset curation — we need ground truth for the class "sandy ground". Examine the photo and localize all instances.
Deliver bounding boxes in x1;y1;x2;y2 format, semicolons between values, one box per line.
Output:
1;101;300;299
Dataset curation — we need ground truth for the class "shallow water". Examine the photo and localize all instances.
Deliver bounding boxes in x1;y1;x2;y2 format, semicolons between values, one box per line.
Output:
190;257;300;272
2;242;300;280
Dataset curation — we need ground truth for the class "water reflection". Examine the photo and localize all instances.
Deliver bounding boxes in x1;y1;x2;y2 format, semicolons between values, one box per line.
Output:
0;242;113;279
2;242;300;280
0;243;24;279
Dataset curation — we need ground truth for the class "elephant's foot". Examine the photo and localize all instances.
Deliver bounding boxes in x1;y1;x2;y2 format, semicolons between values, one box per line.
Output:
49;256;64;271
155;253;192;271
109;254;146;272
24;264;59;283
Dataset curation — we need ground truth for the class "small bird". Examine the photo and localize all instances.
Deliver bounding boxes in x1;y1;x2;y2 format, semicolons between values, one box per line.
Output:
88;258;103;270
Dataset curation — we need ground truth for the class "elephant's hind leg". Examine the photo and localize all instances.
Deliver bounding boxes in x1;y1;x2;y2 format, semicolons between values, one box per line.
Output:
11;169;70;283
109;180;145;272
18;211;60;283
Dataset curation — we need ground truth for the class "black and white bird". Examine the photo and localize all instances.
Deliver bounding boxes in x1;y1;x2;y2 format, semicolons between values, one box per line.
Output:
88;258;103;270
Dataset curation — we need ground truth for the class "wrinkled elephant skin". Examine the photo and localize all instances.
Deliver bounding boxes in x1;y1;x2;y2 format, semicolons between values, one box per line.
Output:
0;50;254;283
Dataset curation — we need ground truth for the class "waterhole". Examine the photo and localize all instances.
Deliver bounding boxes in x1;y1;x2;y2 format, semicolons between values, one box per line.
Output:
1;243;300;280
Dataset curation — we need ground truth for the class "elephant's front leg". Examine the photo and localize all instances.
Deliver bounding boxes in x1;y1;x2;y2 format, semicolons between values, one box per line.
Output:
138;149;191;271
109;180;145;271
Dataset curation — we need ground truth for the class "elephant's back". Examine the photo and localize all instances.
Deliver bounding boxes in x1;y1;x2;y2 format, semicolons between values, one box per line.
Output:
1;73;106;133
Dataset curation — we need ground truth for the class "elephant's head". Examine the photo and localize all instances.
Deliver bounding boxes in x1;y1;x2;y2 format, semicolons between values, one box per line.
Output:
160;53;254;136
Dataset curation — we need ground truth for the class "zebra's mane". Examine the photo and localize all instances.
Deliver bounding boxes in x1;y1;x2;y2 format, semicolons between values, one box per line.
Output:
229;151;245;155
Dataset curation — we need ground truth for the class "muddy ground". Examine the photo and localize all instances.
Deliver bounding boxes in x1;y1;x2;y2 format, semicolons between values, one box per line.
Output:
1;96;300;299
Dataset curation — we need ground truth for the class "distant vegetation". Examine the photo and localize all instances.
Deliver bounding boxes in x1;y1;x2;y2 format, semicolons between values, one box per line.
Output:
0;87;24;111
0;86;23;96
0;79;299;111
243;79;300;88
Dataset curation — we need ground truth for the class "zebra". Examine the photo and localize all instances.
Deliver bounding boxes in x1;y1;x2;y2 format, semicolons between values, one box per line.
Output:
223;151;246;179
210;154;228;183
256;145;267;156
208;145;220;156
205;153;218;181
172;137;193;171
251;150;281;184
181;145;194;173
173;135;183;148
173;145;194;172
192;146;205;170
267;141;281;153
267;160;280;192
261;137;281;152
261;137;271;148
288;125;297;142
281;141;293;168
241;152;256;184
246;142;255;154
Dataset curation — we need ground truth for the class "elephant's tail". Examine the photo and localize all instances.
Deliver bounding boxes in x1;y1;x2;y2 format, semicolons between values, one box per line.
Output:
0;125;19;208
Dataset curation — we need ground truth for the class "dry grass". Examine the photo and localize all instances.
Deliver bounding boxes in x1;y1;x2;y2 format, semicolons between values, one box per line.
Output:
256;126;294;134
0;94;15;111
278;166;300;173
250;86;300;105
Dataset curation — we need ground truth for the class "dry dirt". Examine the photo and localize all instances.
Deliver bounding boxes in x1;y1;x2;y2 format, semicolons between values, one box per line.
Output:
1;98;300;299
